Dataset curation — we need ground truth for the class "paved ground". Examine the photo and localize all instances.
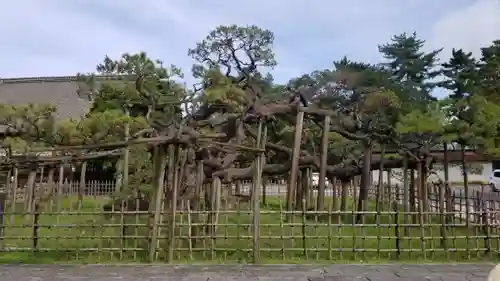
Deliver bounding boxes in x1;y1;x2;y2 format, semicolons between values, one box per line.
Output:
0;264;495;281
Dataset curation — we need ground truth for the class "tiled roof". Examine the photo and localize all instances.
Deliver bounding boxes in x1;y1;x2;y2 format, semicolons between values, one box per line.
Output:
0;75;128;118
0;75;128;133
0;76;90;121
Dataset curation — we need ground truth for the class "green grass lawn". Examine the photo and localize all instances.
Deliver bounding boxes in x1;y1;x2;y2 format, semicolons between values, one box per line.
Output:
0;195;499;264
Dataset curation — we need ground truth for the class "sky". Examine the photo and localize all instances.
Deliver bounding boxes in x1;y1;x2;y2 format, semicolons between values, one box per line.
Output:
1;0;500;98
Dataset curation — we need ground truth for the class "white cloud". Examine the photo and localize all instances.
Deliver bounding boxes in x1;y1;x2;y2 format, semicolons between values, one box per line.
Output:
428;0;500;59
0;0;498;89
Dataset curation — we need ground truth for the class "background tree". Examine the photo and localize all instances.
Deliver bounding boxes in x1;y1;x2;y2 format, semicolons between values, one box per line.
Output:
379;32;442;108
0;103;57;150
188;24;276;119
76;52;184;197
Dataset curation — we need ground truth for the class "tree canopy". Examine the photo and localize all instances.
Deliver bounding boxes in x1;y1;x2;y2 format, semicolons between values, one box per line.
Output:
1;24;500;196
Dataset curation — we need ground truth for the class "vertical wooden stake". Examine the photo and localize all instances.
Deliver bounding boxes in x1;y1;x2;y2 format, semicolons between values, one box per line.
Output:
33;165;46;214
262;176;268;206
286;111;304;218
186;198;193;260
45;167;55;211
209;176;221;261
409;168;416;223
79;161;87;205
56;163;65;213
295;171;303;210
402;155;410;237
307;168;314;209
443;143;453;226
192;160;203;247
317;116;330;211
154;145;175;261
122;108;130;193
331;177;338;217
10;166;18;225
114;161;123;194
149;145;168;262
25;167;37;213
118;107;131;257
5;168;11;204
167;146;185;263
460;145;469;228
387;169;392;202
0;191;6;249
252;120;267;263
37;165;44;194
438;176;448;256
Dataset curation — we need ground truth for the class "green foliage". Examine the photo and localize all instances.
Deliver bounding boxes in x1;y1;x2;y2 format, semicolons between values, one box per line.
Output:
0;103;56;149
440;48;478;100
71;52;186;195
327;132;359;161
379;32;442;107
465;95;500;155
396;106;444;135
201;68;248;112
53;110;148;145
80;52;185;124
2;137;30;152
395;104;445;150
189;24;276;79
477;40;500;103
360;90;401;132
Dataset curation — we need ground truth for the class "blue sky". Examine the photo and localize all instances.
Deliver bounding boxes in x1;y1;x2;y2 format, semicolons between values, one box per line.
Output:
1;0;500;98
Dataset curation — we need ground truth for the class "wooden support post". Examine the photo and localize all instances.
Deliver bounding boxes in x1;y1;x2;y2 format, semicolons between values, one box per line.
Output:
286;111;304;219
252;120;267;263
10;166;18;224
0;191;6;249
27;167;38;213
443;143;452;226
56;163;64;212
149;145;168;262
307;168;314;209
262;176;268;206
167;146;185;263
79;161;87;204
122;108;130;194
209;176;221;260
5;169;11;203
403;155;409;237
317;116;330;211
192;160;203;247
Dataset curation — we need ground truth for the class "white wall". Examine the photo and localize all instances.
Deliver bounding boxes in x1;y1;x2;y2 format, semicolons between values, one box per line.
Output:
371;162;493;185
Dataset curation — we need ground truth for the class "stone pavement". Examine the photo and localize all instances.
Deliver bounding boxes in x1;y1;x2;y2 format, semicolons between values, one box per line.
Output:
0;264;494;281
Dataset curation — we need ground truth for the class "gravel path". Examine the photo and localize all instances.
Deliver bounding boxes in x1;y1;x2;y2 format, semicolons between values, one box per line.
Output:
0;264;494;281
